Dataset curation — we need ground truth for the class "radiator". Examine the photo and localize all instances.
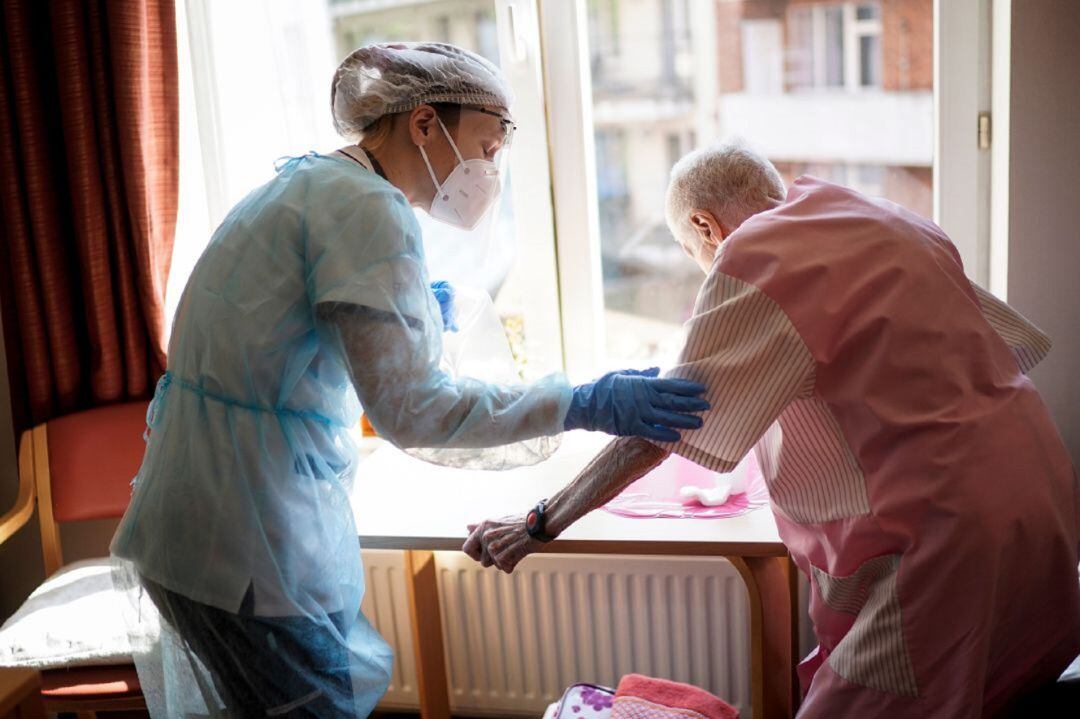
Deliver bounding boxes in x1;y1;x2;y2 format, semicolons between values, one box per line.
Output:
361;549;753;717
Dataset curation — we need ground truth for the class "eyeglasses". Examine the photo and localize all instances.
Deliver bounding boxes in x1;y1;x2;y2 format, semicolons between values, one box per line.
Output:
470;106;517;148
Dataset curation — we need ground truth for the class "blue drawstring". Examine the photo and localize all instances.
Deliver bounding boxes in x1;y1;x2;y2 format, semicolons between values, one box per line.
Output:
142;370;347;434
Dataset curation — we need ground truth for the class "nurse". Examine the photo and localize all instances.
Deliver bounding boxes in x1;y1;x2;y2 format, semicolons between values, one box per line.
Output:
110;42;708;718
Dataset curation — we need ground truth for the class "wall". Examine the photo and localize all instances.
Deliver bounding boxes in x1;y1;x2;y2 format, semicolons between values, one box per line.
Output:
1005;0;1080;465
881;0;933;92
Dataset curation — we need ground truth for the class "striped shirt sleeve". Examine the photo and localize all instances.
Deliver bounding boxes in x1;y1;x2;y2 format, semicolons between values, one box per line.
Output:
972;284;1052;374
659;271;816;472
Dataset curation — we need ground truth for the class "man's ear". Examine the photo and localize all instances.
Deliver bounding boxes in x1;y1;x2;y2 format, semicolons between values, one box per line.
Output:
689;210;724;251
409;105;437;147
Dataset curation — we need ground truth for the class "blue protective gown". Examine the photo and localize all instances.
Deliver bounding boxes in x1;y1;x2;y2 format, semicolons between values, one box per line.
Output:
111;151;572;717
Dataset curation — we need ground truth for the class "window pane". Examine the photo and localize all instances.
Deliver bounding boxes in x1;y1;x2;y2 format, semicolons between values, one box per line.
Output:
857;3;882;21
586;0;934;368
824;6;846;87
329;1;543;374
174;0;559;378
860;34;882;87
786;8;815;90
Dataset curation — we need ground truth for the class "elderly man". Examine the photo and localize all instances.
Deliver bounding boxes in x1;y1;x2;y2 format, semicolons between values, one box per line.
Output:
463;141;1080;717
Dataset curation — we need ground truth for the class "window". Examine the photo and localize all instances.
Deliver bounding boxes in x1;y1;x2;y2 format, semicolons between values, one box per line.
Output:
575;0;934;368
174;0;989;381
173;0;563;380
741;20;784;95
788;2;883;92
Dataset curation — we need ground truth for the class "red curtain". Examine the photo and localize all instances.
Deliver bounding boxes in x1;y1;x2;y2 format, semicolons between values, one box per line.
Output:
0;0;177;433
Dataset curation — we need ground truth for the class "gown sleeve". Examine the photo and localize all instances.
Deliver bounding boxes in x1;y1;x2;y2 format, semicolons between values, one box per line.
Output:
308;180;572;466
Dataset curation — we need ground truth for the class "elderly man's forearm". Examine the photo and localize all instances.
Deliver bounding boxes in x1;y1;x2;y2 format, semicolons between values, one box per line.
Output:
545;437;670;536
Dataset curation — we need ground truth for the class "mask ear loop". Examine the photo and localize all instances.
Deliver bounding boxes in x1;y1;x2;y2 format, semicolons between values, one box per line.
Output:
436;115;466;165
418;144;446;201
419;114;468;201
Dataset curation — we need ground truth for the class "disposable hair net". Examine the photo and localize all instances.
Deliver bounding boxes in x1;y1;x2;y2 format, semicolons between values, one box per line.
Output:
110;153;569;718
332;42;514;141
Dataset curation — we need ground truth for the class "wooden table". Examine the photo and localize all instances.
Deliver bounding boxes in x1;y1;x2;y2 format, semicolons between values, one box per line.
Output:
0;668;44;719
353;432;798;719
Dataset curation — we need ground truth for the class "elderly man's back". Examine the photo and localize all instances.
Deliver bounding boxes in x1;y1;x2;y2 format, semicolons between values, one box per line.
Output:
667;176;1080;717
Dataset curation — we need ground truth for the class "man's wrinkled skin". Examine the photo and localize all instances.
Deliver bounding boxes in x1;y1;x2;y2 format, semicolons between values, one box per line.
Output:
462;437;669;572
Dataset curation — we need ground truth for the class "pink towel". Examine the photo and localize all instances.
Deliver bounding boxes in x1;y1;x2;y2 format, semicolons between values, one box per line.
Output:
611;674;739;719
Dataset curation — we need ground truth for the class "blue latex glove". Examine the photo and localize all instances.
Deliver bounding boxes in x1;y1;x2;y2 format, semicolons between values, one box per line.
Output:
430;280;458;332
563;367;709;442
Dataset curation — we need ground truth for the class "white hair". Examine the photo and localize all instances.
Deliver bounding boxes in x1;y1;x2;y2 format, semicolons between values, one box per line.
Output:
665;138;786;243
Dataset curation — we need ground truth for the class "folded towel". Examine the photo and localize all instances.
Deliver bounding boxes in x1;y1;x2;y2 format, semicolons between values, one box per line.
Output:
611;674;739;719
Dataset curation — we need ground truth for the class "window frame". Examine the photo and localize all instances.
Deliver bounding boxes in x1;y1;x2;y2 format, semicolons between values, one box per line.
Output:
934;0;992;285
175;0;568;377
543;0;993;378
175;0;995;379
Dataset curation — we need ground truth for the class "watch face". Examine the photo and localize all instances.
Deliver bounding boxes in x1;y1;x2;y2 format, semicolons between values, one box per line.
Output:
526;510;539;531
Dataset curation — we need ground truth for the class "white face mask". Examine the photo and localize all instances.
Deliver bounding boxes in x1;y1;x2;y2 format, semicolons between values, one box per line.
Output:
419;116;502;231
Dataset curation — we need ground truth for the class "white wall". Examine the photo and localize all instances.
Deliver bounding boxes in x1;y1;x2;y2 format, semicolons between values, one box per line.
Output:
719;92;935;165
1005;0;1080;465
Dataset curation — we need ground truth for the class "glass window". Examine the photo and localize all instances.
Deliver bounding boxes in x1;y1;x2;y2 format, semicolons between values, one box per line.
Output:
331;2;555;377
860;34;882;87
786;7;816;90
172;0;561;380
856;3;881;21
585;0;934;367
434;15;451;42
823;6;846;88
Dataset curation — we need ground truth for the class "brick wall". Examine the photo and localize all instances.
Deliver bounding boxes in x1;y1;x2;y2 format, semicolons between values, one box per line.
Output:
715;0;933;93
716;0;789;93
882;0;933;91
883;165;932;217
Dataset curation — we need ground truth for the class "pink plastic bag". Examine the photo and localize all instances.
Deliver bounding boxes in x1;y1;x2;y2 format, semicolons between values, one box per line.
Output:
604;452;769;519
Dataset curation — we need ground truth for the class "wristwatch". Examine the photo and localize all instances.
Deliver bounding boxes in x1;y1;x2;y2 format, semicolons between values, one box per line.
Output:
525;499;556;543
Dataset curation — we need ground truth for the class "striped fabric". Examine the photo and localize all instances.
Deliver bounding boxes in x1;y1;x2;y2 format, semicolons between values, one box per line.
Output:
811;554;896;615
815;555;919;697
665;273;815;472
972;284;1052;374
759;398;871;523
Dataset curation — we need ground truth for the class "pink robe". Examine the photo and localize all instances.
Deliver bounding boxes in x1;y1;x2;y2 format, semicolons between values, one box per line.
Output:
666;177;1080;717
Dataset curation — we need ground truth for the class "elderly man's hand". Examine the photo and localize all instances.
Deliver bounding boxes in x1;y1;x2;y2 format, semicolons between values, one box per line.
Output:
462;515;544;573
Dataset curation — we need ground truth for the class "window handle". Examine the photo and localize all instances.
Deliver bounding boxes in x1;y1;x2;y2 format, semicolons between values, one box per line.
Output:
497;0;529;64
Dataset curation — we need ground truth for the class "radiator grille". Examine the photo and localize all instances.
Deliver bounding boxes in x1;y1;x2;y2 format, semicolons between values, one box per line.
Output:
362;550;752;716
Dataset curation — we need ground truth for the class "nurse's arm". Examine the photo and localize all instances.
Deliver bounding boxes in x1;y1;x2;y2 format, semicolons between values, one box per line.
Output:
317;301;568;449
463;437;669;572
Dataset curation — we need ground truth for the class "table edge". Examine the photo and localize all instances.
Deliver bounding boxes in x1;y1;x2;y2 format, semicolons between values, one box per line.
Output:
358;535;788;557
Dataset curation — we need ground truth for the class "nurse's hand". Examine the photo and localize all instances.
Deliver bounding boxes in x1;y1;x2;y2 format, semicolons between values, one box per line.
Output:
430;280;458;332
563;368;710;442
463;515;540;573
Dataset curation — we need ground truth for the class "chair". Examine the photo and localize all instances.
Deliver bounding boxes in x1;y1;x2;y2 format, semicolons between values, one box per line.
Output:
0;402;149;717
